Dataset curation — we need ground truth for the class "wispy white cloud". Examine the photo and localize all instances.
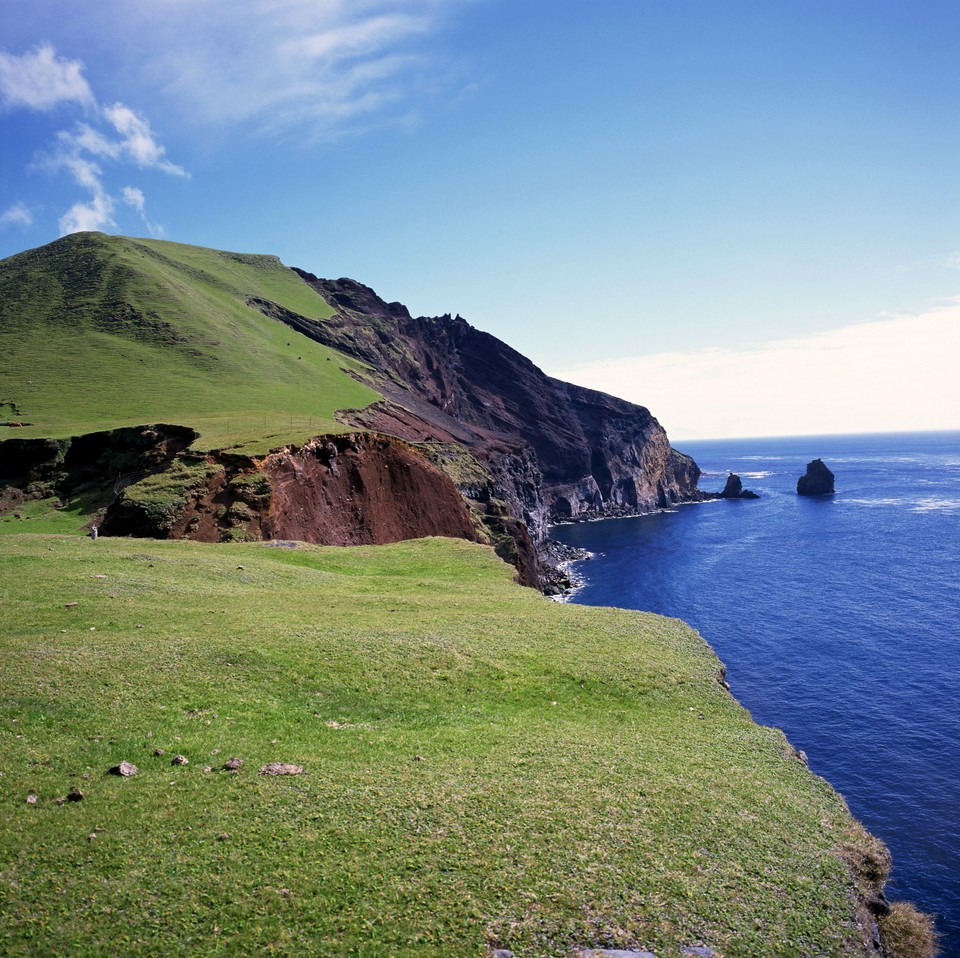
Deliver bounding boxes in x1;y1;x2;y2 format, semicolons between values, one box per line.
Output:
0;202;35;228
0;44;95;111
115;0;469;137
101;104;187;176
3;44;186;237
552;303;960;440
281;14;431;62
121;186;146;214
59;192;116;235
121;185;164;237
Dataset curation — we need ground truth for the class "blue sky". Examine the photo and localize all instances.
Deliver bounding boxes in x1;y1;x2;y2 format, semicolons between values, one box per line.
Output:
2;1;959;438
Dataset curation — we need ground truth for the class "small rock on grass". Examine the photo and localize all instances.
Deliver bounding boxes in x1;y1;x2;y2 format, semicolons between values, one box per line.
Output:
575;951;657;958
171;754;189;766
223;757;243;771
67;788;84;802
258;762;304;776
109;761;138;777
25;793;37;805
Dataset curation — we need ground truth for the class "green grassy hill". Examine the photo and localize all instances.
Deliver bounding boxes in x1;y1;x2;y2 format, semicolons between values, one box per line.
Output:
0;233;378;452
0;532;895;958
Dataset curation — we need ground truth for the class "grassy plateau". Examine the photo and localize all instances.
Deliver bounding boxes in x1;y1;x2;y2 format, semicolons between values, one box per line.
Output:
1;531;885;957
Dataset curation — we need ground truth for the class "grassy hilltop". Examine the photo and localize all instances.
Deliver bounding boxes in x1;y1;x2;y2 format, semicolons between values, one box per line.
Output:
0;234;934;956
0;232;377;452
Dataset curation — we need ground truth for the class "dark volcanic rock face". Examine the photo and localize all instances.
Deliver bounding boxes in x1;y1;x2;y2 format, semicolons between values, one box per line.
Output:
797;459;835;496
718;473;760;500
278;273;704;541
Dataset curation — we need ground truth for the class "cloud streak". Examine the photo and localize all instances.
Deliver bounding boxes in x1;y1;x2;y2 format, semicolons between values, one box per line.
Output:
94;0;468;138
0;202;35;228
552;303;960;440
0;44;186;236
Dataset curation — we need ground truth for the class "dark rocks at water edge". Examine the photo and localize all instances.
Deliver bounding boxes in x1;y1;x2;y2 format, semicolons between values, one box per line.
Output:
717;473;760;500
797;459;835;496
538;537;591;596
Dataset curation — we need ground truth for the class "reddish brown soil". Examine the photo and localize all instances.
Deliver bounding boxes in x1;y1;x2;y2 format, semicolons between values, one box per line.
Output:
262;434;482;547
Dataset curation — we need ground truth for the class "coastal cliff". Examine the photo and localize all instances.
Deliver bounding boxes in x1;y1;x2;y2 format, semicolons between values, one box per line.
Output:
260;273;704;549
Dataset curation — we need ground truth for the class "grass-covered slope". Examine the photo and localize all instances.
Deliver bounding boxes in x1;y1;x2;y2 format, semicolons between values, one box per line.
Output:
0;233;378;452
0;532;887;958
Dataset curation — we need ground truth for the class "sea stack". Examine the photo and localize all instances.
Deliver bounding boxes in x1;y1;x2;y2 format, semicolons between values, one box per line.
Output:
797;459;835;496
719;473;760;499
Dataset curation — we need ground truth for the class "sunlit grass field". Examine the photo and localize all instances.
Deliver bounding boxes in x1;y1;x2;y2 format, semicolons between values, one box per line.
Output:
0;233;377;453
0;532;882;957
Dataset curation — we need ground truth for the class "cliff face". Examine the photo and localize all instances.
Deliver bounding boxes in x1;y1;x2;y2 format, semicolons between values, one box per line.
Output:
276;273;703;540
261;434;483;548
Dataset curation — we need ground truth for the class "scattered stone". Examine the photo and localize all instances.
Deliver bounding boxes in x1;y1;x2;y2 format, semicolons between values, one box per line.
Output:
67;788;84;802
92;574;108;579
797;458;835;496
258;762;305;776
88;832;98;841
491;950;515;958
109;761;138;777
683;948;715;958
236;565;245;570
171;754;189;766
136;624;144;629
575;950;657;958
217;832;231;841
65;601;79;608
154;748;165;756
223;757;244;771
210;748;221;755
202;765;212;773
25;793;37;805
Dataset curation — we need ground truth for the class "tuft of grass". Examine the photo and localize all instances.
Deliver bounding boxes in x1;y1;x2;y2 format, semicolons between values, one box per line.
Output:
0;232;378;452
0;532;900;957
880;902;941;958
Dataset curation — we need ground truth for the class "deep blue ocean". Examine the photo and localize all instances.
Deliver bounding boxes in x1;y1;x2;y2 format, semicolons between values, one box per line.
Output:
551;431;960;953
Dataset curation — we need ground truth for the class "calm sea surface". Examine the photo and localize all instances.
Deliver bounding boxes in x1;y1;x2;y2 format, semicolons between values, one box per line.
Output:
552;432;960;953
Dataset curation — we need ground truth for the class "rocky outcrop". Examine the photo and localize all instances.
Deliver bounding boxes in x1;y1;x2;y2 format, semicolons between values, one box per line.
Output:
0;424;198;523
797;459;835;496
717;473;760;500
263;274;705;545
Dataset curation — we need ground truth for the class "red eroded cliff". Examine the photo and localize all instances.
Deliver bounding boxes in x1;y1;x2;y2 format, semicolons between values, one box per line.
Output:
261;434;482;547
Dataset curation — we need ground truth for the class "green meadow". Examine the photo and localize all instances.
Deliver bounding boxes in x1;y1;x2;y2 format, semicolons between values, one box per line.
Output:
0;233;377;453
0;531;884;957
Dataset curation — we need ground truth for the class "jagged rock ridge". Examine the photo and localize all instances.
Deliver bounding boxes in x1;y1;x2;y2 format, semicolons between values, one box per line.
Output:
260;273;704;551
